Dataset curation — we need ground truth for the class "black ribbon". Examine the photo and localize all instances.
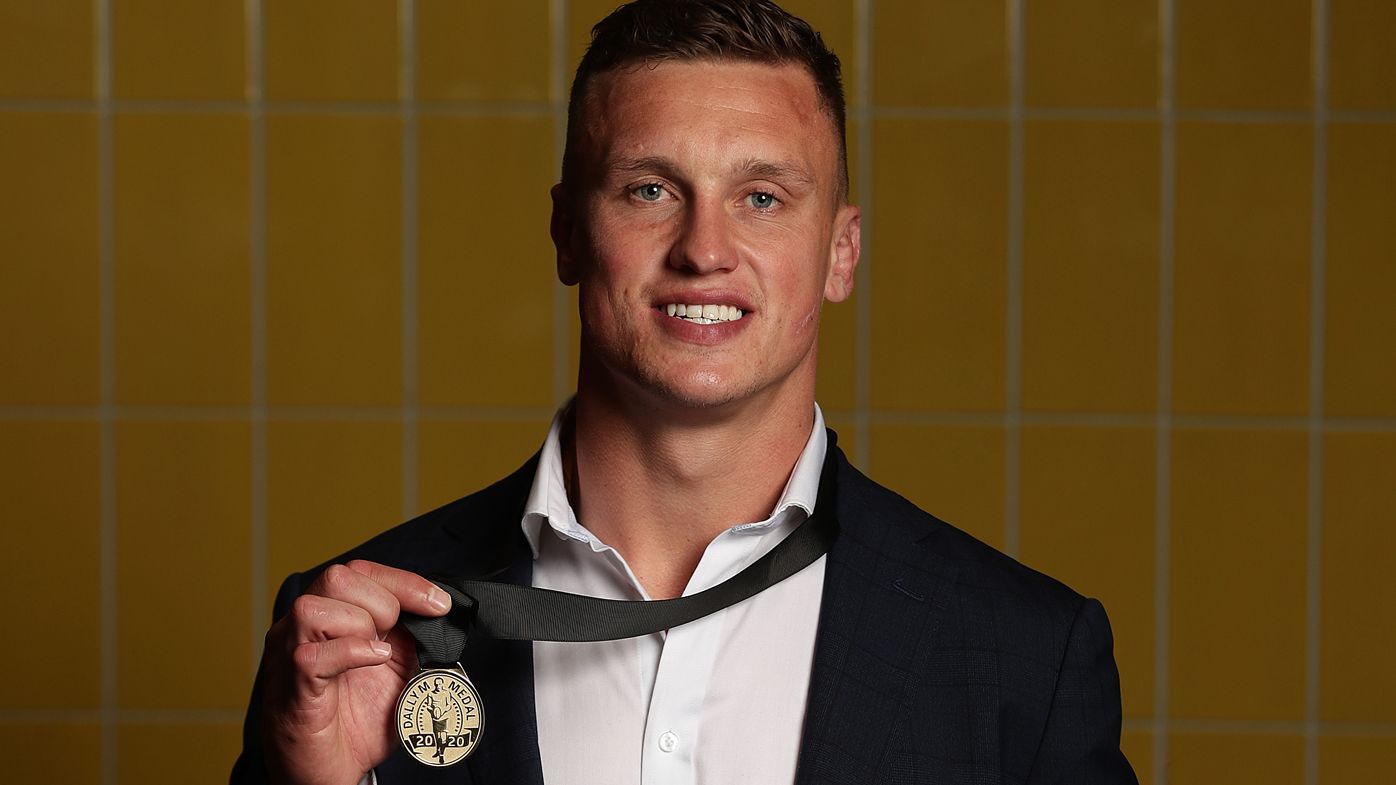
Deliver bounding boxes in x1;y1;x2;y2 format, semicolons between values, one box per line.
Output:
401;452;839;669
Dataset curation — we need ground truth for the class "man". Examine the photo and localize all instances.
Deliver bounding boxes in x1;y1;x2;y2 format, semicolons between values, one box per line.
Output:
233;1;1137;783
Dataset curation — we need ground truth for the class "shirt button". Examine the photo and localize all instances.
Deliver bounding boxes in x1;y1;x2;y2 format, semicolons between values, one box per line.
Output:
657;731;679;753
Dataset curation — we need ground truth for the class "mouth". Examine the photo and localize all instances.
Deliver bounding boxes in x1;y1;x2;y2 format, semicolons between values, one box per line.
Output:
659;302;746;325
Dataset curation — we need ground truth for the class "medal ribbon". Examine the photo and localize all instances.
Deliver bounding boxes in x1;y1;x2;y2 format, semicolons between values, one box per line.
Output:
401;451;838;668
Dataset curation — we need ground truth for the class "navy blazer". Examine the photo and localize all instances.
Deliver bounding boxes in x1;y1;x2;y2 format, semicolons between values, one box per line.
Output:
233;436;1138;784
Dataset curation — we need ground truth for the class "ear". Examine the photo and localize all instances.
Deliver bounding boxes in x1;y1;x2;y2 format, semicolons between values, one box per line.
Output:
823;204;860;303
551;183;579;286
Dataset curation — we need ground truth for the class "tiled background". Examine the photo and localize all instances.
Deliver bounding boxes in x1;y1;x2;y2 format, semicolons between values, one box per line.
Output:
1;0;1392;783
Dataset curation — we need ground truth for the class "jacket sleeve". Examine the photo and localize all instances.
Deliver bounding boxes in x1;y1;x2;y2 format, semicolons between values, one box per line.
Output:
1025;597;1139;785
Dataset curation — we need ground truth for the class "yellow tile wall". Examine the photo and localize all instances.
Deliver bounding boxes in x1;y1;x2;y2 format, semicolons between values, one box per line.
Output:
267;420;403;605
1169;732;1305;785
1329;0;1396;111
113;0;245;101
118;724;243;785
266;113;402;405
0;1;92;98
1324;122;1396;417
868;424;1005;549
874;0;1007;106
871;118;1007;412
1025;0;1159;108
1320;433;1396;723
417;115;555;408
418;418;552;515
1319;736;1396;783
3;1;1393;782
115;112;252;405
0;112;100;404
264;0;398;102
1019;426;1155;717
1022;119;1159;413
1172;122;1311;416
116;421;252;710
0;422;101;709
1175;0;1311;110
1122;730;1153;785
1170;429;1308;721
0;724;101;784
417;0;551;103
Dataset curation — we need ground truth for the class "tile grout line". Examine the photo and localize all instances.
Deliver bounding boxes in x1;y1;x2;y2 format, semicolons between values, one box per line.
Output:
95;0;117;781
1154;0;1177;781
551;0;570;406
852;0;872;470
400;0;420;519
248;0;270;673
1003;0;1025;559
1304;2;1330;784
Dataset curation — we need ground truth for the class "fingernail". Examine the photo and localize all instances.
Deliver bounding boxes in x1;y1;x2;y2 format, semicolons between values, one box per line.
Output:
371;640;391;657
428;587;450;613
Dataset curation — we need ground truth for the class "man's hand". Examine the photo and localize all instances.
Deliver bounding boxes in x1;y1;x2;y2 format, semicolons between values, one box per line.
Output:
260;560;452;785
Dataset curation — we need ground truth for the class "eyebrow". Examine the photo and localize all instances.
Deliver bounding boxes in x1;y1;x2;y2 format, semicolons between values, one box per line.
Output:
605;155;817;188
736;158;816;188
607;155;675;177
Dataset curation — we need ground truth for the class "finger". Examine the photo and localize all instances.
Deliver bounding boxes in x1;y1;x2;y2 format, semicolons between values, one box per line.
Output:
287;594;379;646
292;637;393;684
345;559;451;618
308;563;407;637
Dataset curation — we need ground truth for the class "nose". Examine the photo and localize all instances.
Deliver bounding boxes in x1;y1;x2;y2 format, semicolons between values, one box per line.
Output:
668;199;739;274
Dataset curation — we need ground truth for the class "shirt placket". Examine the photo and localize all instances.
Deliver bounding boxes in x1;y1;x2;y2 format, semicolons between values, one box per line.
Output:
638;530;761;785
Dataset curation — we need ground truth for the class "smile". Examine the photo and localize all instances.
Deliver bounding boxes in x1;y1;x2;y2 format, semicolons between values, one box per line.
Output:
662;303;745;325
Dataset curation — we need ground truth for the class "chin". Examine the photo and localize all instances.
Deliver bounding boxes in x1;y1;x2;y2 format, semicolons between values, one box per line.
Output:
637;368;761;411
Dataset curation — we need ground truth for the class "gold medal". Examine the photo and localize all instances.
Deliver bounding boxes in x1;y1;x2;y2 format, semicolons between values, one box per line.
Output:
395;665;485;766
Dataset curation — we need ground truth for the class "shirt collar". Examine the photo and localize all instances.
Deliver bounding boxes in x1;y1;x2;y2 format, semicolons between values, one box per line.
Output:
521;403;828;558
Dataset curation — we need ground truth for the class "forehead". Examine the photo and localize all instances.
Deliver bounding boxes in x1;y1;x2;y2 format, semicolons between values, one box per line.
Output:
575;60;838;184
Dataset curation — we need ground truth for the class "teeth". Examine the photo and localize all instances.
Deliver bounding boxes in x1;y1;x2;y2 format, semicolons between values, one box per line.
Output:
661;303;745;324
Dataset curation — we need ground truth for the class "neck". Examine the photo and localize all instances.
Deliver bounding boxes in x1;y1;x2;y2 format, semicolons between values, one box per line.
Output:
566;371;817;599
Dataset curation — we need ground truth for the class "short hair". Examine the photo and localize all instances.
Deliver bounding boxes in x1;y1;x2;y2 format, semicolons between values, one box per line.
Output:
562;0;848;199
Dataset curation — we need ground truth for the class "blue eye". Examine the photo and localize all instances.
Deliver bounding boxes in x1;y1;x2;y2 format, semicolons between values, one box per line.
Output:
635;183;664;202
748;191;777;209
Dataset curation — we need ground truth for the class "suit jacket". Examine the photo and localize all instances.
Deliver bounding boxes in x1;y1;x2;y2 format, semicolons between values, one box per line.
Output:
233;436;1138;784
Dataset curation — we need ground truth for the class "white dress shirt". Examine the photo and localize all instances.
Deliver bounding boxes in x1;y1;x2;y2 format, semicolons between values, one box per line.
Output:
525;406;828;785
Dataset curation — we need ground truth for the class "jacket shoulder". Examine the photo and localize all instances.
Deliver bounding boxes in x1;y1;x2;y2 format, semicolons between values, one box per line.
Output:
837;452;1087;618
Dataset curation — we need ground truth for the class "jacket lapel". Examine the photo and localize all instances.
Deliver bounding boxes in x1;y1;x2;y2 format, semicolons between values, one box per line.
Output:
427;456;547;785
795;445;958;785
461;543;545;785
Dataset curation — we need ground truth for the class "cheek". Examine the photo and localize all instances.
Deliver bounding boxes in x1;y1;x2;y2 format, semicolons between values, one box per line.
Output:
797;301;821;331
774;245;833;335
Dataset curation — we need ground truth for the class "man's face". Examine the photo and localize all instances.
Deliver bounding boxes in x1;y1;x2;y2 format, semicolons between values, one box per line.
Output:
553;59;860;412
